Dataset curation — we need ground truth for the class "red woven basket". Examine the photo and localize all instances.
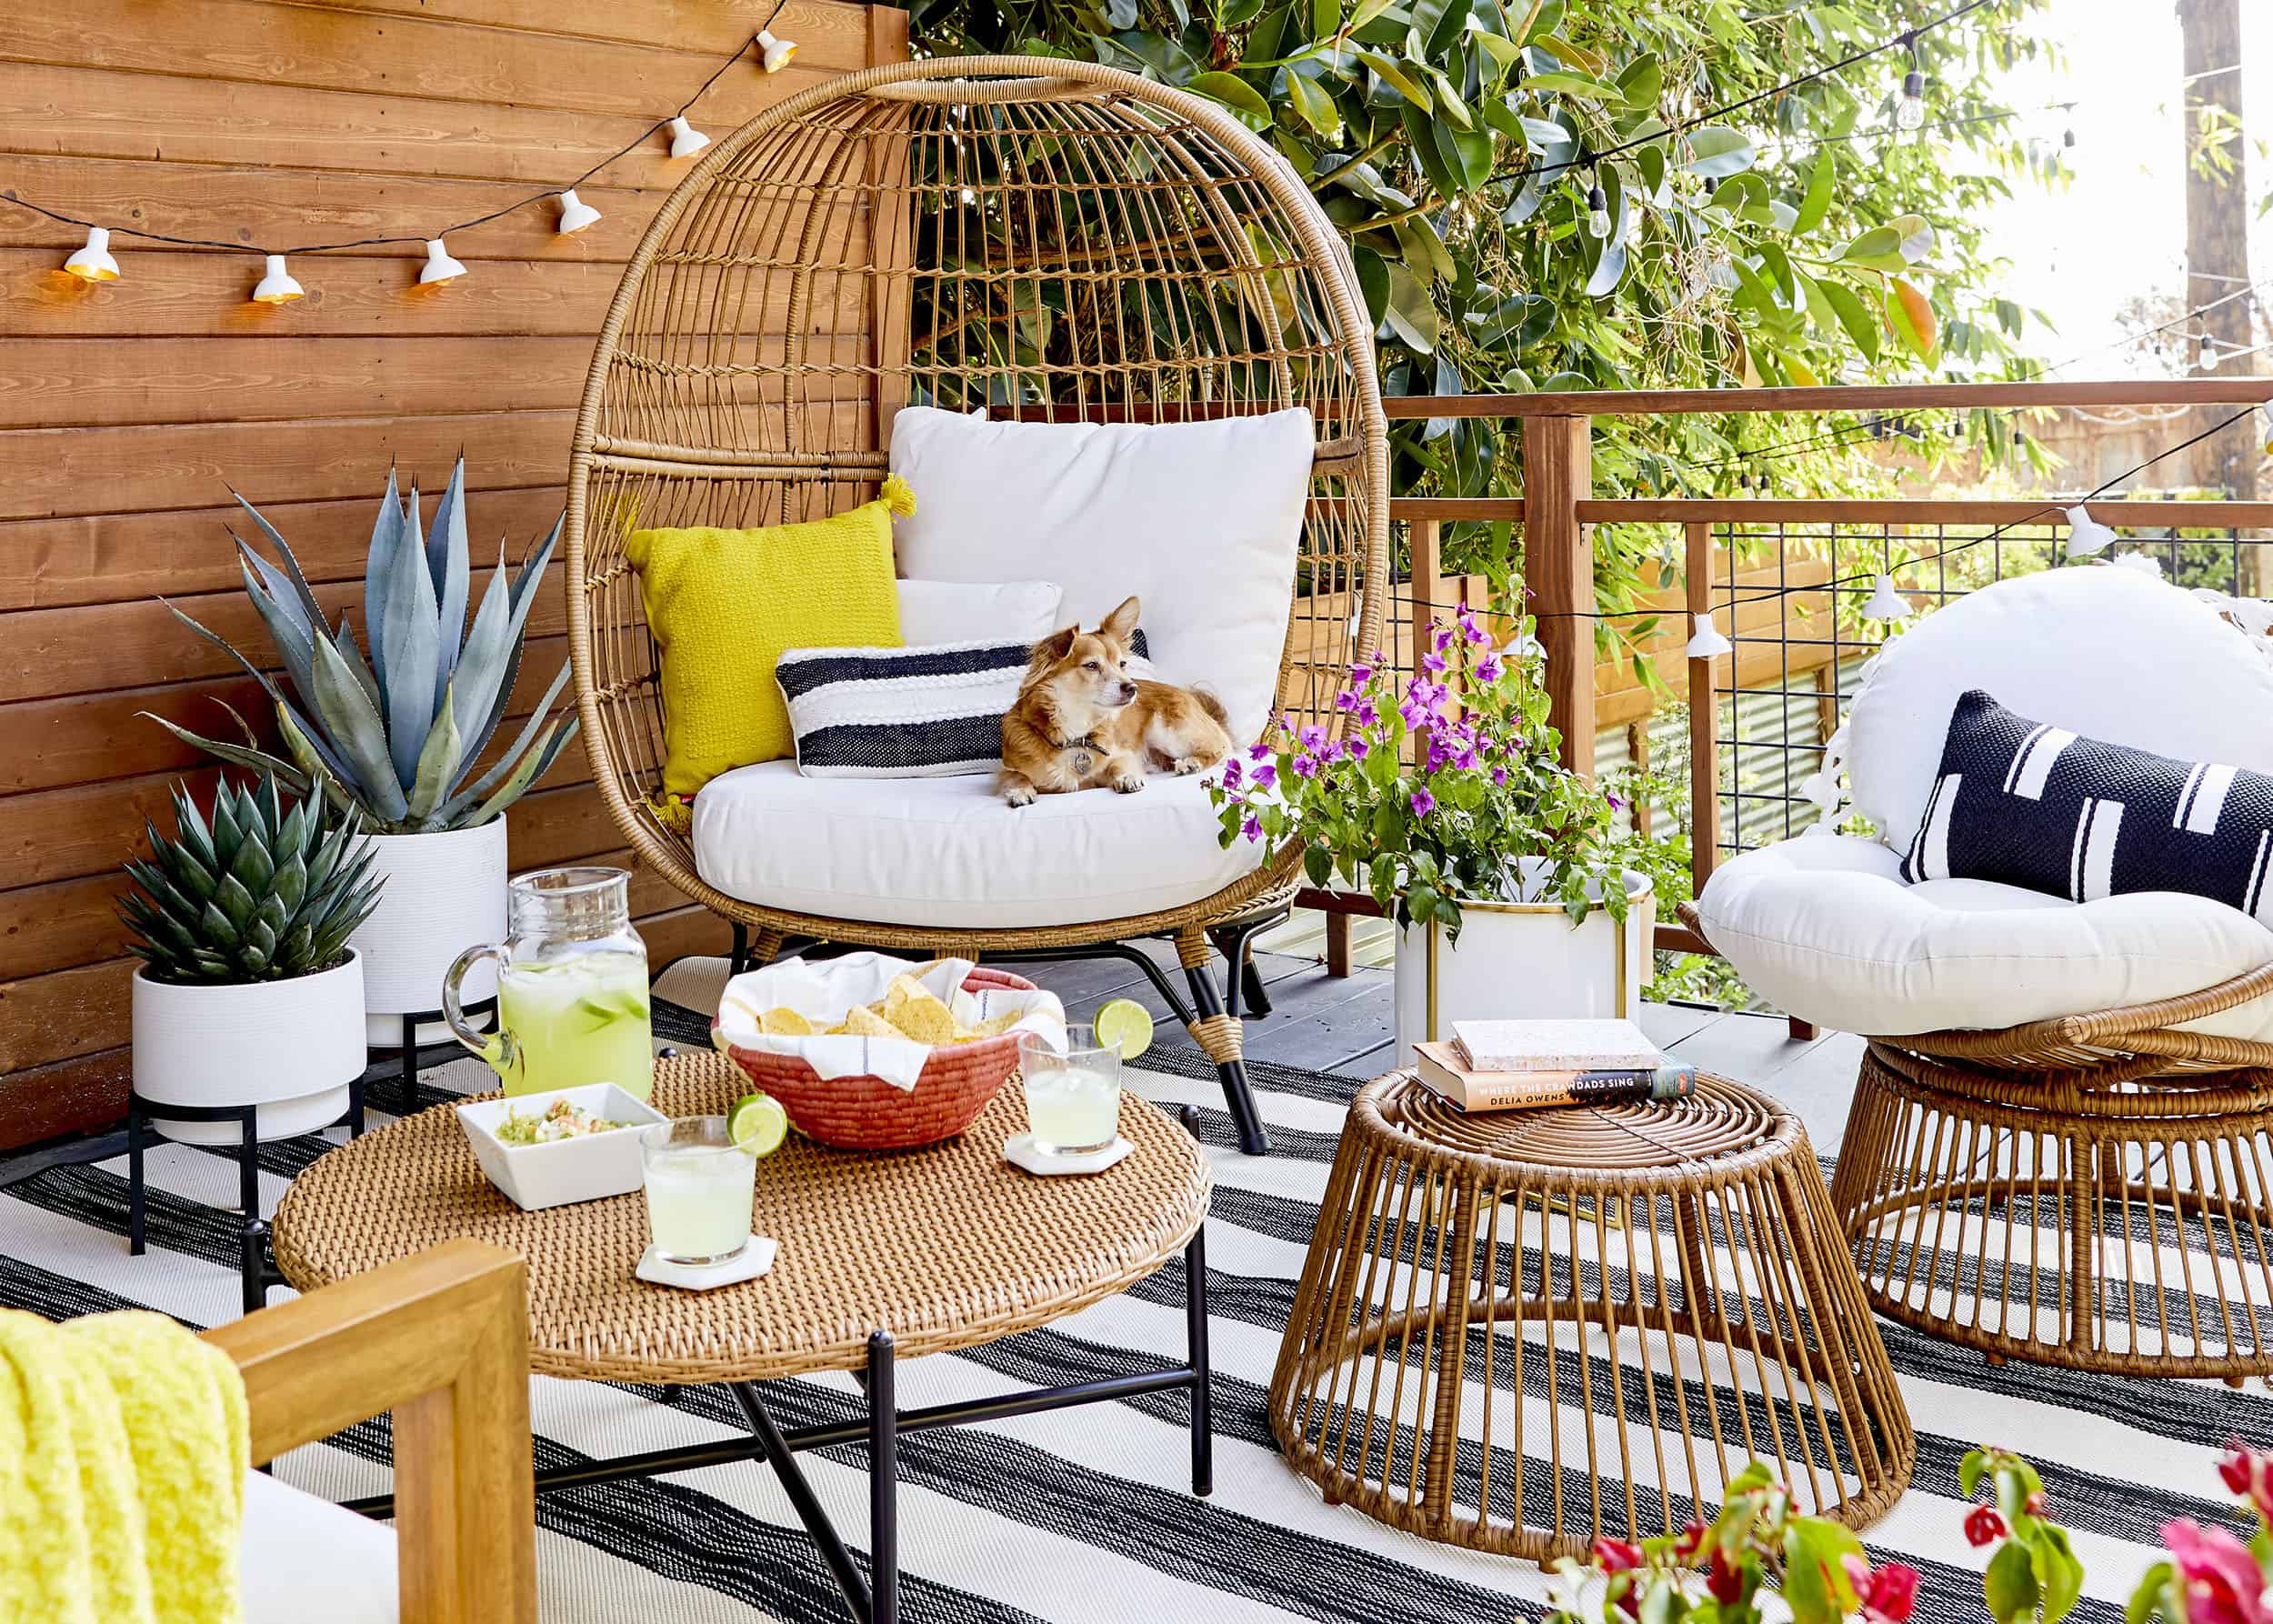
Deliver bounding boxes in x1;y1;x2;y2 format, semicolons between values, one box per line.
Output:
717;967;1038;1150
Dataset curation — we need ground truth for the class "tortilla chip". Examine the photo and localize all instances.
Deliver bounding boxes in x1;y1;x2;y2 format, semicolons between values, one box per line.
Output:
759;1007;815;1036
884;992;960;1044
882;974;930;1011
966;1010;1023;1038
838;1004;900;1038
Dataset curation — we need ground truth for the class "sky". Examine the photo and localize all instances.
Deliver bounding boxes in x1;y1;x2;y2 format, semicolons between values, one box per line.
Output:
1983;0;2270;374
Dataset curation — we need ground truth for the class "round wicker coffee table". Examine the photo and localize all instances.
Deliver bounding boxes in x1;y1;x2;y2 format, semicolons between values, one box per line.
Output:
273;1050;1213;1624
1267;1070;1914;1559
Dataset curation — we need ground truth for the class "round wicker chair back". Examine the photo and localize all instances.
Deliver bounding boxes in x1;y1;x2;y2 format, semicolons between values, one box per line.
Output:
565;56;1390;955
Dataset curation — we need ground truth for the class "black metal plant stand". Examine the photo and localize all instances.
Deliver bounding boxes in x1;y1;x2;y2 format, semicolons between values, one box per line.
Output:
365;996;497;1117
340;1113;1217;1624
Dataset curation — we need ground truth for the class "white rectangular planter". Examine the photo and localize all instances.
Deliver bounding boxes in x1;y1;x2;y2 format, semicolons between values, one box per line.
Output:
1392;868;1655;1068
353;818;509;1046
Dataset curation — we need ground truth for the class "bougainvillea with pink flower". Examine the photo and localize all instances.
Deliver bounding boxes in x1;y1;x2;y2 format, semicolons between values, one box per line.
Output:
1550;1443;2273;1624
1208;606;1660;937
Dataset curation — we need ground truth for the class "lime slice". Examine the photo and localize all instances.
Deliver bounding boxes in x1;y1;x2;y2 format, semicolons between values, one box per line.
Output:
1095;997;1154;1060
727;1091;789;1158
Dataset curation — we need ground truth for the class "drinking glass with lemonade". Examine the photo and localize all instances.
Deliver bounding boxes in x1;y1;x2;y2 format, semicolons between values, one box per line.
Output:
444;867;656;1100
1018;1023;1126;1156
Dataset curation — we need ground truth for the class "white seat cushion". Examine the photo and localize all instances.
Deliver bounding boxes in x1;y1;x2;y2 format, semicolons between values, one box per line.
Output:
1697;835;2273;1038
242;1468;397;1624
693;759;1267;928
886;406;1315;745
1847;565;2273;857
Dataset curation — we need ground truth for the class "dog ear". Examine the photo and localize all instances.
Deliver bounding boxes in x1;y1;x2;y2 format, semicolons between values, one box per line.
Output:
1098;596;1140;644
1025;624;1078;677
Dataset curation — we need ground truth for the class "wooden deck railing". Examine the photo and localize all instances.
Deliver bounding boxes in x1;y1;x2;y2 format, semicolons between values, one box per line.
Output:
1299;378;2273;980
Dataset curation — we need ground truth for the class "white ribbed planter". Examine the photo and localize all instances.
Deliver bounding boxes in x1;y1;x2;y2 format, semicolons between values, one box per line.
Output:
132;951;365;1145
1393;861;1654;1067
353;819;510;1046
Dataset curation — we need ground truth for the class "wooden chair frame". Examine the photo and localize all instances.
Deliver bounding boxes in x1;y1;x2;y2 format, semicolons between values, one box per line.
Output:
565;57;1391;1154
202;1238;536;1624
1680;900;2273;1378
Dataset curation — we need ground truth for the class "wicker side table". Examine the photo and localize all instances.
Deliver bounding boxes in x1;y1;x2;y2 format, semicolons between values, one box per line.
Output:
1268;1072;1913;1558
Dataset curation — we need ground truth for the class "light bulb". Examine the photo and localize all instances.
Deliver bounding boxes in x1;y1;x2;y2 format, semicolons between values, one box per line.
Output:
667;115;710;158
62;226;120;282
556;189;604;234
1863;573;1910;621
1685;611;1733;659
416;237;467;286
756;29;797;72
2064;504;2116;559
1585;182;1612;239
2201;333;2221;373
2062;125;2076;149
250;254;305;305
1895;69;1927;131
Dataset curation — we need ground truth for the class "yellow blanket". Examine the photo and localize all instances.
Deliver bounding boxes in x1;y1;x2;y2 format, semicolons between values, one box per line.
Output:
0;1308;248;1624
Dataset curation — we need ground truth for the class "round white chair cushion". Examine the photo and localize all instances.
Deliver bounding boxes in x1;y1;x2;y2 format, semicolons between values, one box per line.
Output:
1846;565;2273;858
1696;835;2273;1039
692;759;1267;929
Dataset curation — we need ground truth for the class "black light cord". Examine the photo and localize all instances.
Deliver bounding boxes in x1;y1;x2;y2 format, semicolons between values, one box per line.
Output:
1;0;784;256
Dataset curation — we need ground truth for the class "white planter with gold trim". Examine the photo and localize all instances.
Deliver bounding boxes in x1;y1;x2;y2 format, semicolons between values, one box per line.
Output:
1392;860;1654;1067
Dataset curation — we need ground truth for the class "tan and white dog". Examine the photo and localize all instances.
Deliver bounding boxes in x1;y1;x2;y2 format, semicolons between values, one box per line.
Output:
998;596;1233;807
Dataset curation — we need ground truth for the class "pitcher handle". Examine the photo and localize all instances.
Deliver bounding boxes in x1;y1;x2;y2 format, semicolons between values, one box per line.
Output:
443;943;516;1081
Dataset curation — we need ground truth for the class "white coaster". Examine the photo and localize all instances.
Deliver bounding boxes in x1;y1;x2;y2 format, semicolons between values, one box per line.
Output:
1004;1134;1134;1177
636;1236;776;1290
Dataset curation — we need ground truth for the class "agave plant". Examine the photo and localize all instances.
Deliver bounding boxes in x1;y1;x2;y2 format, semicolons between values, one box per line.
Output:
120;777;383;985
152;457;577;833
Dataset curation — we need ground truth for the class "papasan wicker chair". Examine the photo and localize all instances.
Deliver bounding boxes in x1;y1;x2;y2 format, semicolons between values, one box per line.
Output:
566;57;1389;1154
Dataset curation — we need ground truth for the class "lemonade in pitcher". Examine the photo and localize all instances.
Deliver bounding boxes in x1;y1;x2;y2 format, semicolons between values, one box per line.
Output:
446;867;656;1102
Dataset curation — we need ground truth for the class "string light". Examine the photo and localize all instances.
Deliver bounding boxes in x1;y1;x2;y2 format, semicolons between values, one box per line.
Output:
756;29;798;72
666;115;711;158
1585;171;1613;240
62;226;118;282
1863;574;1911;620
1895;35;1928;131
2200;332;2222;372
1685;611;1734;659
2063;504;2116;558
555;190;604;235
416;237;467;286
250;255;305;305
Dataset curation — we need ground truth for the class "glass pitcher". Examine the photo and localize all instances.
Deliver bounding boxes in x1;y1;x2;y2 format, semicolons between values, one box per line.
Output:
444;867;655;1100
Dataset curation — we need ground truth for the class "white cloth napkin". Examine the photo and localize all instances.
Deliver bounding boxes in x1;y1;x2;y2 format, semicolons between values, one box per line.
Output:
712;952;1067;1092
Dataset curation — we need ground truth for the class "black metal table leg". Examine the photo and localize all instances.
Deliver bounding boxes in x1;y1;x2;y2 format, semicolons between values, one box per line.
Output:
734;1384;875;1619
126;1103;146;1257
399;1013;420;1118
868;1329;898;1624
347;1073;365;1138
1178;1108;1214;1497
236;1102;269;1317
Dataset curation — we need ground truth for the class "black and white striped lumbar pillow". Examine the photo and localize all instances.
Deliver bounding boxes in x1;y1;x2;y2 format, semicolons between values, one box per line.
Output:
1903;688;2273;918
776;639;1030;778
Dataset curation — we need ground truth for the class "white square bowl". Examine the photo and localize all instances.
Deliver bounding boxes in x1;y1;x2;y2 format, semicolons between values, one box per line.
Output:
455;1084;666;1211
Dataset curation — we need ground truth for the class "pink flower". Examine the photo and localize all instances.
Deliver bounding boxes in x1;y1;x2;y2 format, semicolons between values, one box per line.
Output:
1298;724;1327;751
1240;813;1263;843
1706;1549;1743;1606
1336;687;1361;713
2219;1444;2273;1522
1964;1504;2007;1548
1843;1557;1919;1624
1220;757;1242;790
1410;787;1436;816
1433;623;1454;653
1492;766;1508;786
1247;741;1272;762
1593;1538;1645;1572
1452;743;1480;770
1250;762;1277;790
1474;655;1503;684
2163;1519;2273;1624
1420;648;1448;675
1347;736;1371;759
1672;1519;1707;1561
1349;660;1373;683
1318;739;1343;764
1353;700;1378;727
1292;753;1319;778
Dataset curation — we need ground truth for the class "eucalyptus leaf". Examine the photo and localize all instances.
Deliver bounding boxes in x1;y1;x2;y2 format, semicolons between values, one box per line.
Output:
1795;149;1835;235
1381;258;1440;351
1683;125;1755;176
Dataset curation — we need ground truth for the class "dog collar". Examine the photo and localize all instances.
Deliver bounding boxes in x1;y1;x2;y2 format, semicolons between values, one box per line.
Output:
1055;734;1100;752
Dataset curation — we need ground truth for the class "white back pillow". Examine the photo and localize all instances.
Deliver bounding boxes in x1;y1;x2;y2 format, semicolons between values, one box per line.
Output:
895;578;1063;647
1846;565;2273;857
887;406;1316;744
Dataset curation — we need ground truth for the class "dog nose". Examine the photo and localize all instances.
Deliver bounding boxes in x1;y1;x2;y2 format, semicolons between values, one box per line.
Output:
1117;682;1138;703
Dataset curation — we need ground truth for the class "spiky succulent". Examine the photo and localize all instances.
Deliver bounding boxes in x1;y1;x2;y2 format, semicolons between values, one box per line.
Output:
120;777;384;985
151;457;577;834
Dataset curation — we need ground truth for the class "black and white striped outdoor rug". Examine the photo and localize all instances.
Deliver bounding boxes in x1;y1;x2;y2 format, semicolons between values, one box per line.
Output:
1;999;2257;1623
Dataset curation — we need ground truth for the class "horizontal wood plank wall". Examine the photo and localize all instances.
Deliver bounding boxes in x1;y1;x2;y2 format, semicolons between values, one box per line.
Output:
0;0;907;1148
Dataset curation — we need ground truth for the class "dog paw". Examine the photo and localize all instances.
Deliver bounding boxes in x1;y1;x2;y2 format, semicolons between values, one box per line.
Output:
1004;784;1036;808
1171;756;1204;776
1112;770;1147;795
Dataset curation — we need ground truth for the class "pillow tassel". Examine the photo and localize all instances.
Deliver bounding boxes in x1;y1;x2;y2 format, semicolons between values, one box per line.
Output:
879;475;916;518
646;791;694;837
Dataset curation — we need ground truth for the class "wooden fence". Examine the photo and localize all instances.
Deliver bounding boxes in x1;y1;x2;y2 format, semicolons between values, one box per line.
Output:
0;0;906;1149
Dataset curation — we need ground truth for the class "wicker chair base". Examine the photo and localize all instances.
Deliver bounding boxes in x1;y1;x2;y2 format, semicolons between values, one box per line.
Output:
1268;1073;1913;1558
1833;1041;2273;1378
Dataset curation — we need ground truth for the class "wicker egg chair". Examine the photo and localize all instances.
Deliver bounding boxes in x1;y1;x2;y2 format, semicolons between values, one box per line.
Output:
566;57;1390;1155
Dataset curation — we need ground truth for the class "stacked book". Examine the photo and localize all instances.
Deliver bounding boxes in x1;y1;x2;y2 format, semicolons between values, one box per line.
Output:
1412;1019;1698;1113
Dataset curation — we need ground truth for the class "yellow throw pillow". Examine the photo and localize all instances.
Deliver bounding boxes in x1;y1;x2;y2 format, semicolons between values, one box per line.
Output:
626;477;912;805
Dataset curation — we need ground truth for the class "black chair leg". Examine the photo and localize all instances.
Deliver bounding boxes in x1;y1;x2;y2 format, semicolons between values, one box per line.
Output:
1181;958;1268;1156
126;1104;146;1257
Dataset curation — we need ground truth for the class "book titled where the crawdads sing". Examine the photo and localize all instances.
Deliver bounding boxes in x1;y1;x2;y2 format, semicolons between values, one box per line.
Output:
1411;1018;1699;1113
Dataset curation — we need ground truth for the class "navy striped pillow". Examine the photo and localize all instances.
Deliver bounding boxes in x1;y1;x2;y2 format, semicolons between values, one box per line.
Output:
1903;688;2273;920
776;639;1030;778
